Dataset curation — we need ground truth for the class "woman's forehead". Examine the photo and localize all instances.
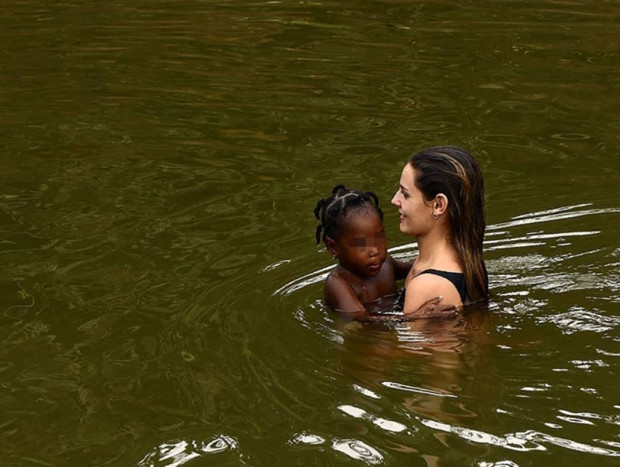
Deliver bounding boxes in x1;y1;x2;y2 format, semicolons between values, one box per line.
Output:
400;164;416;186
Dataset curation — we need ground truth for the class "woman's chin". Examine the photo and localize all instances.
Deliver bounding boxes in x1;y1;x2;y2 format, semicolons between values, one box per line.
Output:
400;225;415;236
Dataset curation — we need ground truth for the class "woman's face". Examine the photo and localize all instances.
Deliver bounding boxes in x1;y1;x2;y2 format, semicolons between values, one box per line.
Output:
391;164;434;236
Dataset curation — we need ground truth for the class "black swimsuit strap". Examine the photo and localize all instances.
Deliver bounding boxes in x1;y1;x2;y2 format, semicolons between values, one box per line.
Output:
415;269;468;303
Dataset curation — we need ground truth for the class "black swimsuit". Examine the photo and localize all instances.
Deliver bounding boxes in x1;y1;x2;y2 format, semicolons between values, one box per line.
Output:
395;269;468;309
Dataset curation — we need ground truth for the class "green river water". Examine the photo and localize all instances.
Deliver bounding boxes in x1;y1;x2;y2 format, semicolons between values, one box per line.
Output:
1;1;619;465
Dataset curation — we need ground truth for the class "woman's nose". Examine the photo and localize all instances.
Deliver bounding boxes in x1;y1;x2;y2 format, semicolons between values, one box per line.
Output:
391;192;399;206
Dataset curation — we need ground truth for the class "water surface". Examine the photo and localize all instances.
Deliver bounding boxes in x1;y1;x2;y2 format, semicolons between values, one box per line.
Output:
1;0;619;465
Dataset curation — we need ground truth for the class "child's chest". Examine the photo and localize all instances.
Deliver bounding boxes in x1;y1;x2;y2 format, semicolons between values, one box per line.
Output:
351;269;398;303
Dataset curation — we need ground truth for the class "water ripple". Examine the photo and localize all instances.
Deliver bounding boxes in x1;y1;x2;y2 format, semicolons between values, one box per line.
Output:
540;308;620;334
138;435;239;466
332;438;384;465
289;432;326;446
488;205;620;231
381;381;457;398
338;404;409;433
420;419;620;456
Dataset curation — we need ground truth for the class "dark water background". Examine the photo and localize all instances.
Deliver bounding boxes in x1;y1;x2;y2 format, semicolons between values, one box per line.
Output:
1;0;619;465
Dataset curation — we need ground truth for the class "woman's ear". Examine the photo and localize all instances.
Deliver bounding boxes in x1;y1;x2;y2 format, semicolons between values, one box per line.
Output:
433;194;449;216
325;236;339;258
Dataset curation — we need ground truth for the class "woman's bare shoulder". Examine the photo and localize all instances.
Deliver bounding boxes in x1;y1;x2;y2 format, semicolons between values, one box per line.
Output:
403;272;461;313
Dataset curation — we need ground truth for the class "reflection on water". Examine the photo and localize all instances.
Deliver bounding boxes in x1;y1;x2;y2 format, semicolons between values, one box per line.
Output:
2;0;620;465
139;435;239;466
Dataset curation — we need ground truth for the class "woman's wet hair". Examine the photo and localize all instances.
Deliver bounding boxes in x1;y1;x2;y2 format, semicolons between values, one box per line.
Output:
409;146;488;301
313;184;383;245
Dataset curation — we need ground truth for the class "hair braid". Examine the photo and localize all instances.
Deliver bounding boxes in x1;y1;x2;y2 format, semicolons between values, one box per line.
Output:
313;185;384;245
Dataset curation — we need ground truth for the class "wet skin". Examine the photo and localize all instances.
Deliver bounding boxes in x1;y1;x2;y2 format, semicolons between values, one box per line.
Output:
324;209;410;315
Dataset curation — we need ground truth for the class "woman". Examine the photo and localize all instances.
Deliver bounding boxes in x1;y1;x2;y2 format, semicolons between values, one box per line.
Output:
391;146;488;313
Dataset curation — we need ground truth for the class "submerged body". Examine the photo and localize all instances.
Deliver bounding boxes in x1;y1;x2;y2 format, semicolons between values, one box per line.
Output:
314;185;455;321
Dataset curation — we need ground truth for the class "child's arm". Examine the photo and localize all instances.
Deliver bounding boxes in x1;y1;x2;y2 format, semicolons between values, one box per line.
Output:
390;255;413;281
324;274;366;317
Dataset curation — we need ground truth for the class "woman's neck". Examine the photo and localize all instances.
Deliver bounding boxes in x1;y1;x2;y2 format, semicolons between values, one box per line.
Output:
414;229;460;272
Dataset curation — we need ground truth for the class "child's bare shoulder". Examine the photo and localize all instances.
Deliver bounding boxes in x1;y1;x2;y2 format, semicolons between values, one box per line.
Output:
323;267;366;312
325;267;366;298
325;266;360;288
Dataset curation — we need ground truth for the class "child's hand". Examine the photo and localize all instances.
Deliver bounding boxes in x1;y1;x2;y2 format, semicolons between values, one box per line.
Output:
407;296;458;319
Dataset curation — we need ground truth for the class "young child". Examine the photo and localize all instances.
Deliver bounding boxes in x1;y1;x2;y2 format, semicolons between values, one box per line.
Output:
313;185;412;317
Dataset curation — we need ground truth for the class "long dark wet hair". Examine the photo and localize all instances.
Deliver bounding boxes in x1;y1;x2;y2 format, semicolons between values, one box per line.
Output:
313;184;383;245
409;146;488;301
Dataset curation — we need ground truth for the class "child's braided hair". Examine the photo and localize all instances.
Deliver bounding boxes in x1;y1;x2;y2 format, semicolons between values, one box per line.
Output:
313;184;384;245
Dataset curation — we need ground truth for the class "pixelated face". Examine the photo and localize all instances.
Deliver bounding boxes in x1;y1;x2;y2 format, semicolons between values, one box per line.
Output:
333;209;387;278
